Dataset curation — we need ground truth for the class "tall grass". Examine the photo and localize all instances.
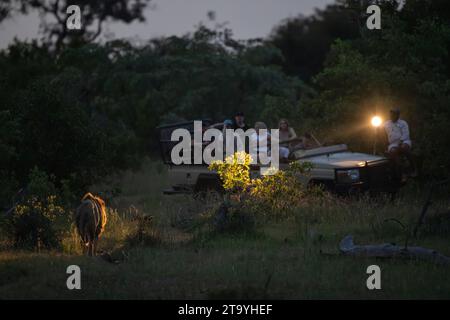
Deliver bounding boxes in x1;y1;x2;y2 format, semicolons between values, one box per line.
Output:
1;158;449;299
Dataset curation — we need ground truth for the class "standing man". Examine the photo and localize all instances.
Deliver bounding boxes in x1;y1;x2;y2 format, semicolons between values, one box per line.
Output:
383;108;417;179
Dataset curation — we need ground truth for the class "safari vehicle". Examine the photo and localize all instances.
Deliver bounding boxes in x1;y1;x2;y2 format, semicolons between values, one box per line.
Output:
157;120;400;196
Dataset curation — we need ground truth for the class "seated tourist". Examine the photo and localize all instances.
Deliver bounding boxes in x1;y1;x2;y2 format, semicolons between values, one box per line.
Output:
232;111;250;131
278;118;299;160
250;122;271;159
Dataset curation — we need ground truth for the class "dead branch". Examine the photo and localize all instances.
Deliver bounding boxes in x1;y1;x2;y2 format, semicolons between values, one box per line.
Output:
339;235;450;266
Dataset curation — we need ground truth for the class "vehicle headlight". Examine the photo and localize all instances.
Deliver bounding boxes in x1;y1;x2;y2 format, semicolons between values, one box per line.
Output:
336;169;360;184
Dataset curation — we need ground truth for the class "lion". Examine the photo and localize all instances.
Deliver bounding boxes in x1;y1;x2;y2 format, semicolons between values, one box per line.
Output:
74;193;107;256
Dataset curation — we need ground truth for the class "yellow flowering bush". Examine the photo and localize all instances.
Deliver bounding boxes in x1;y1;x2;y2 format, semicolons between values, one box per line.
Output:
12;195;65;248
248;162;314;216
208;152;252;192
6;168;66;249
209;152;318;220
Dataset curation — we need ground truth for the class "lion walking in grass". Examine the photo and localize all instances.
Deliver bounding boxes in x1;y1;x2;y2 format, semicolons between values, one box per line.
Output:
74;193;107;256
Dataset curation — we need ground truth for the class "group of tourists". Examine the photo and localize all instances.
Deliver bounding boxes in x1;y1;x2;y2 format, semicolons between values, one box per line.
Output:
214;107;417;178
213;111;310;162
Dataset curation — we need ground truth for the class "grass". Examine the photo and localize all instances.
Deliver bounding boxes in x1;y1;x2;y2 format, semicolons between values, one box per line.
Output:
1;158;450;299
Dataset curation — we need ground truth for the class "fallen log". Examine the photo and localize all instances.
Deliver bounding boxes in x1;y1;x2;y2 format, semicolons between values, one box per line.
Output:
339;235;450;266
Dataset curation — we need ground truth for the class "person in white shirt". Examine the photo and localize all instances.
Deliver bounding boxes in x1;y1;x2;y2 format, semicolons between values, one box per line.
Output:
383;108;417;178
250;122;271;156
250;122;292;163
278;119;298;160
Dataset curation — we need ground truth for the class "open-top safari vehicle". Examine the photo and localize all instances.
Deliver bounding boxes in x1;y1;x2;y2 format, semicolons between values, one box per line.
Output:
157;120;400;196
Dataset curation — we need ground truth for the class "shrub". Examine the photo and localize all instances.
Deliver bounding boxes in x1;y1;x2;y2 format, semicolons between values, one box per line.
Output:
247;162;314;218
209;152;252;193
125;212;161;247
212;202;255;234
209;152;322;227
5;168;66;250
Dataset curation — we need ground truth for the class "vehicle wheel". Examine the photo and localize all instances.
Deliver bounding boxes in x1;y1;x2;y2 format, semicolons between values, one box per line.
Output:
194;178;224;200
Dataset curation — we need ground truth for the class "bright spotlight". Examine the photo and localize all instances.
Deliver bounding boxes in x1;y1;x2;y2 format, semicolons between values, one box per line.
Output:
371;116;382;128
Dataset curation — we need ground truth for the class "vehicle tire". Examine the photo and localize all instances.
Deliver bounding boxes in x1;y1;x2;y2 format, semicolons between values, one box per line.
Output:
194;177;224;199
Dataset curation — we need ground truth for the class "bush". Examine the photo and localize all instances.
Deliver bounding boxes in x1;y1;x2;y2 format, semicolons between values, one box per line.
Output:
4;168;66;250
209;152;252;193
125;211;161;247
212;203;255;234
208;152;323;228
247;162;314;218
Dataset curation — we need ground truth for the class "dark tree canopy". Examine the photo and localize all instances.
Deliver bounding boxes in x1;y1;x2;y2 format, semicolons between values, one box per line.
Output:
401;0;450;25
0;0;153;50
269;2;361;81
268;0;414;81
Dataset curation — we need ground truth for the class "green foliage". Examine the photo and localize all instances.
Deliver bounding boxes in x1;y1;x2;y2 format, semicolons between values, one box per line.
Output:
0;42;141;204
213;204;256;234
304;13;450;177
125;213;161;247
247;162;316;218
0;25;309;205
209;152;320;221
3;35;309;238
4;168;66;250
209;152;252;192
269;0;361;81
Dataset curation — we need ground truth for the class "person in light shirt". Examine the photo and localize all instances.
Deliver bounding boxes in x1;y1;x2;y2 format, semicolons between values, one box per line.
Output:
250;122;271;155
383;108;417;178
278;119;297;159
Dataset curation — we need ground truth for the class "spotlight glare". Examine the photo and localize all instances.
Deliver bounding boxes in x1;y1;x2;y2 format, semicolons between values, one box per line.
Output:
371;116;382;128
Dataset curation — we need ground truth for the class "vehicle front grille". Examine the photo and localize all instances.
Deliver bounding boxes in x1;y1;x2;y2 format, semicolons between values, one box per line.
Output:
364;160;396;191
